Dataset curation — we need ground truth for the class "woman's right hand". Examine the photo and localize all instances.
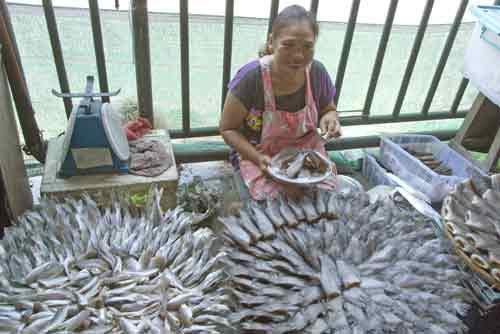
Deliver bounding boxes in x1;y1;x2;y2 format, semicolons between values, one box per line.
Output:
256;153;272;174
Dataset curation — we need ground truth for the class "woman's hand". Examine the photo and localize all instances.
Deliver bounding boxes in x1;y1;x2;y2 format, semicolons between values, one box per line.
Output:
319;110;342;139
256;153;272;174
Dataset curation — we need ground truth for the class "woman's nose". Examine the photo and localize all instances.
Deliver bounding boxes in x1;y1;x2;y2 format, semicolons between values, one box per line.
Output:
292;49;305;62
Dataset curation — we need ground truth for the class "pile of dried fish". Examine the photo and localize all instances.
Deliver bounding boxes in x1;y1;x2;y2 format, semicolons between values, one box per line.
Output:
0;189;231;333
220;190;472;333
271;149;329;179
403;148;452;175
442;174;500;285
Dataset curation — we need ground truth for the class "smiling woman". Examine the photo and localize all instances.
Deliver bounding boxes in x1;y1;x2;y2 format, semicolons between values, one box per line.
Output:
219;4;341;201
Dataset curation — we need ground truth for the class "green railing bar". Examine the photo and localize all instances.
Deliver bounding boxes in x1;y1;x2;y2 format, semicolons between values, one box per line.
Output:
169;110;467;139
0;0;28;93
310;0;319;19
220;0;234;112
450;78;469;114
180;0;190;133
267;0;280;36
88;0;110;103
334;0;360;105
131;0;153;125
421;0;468;116
173;129;459;163
42;0;73;118
362;0;398;117
393;0;434;117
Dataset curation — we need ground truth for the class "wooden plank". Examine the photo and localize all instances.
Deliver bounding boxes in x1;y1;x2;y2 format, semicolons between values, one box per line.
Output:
454;93;485;144
0;52;33;218
483;126;500;171
41;129;178;209
451;92;500;172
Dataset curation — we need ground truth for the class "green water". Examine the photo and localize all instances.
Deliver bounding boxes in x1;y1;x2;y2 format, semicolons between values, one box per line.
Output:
9;4;476;140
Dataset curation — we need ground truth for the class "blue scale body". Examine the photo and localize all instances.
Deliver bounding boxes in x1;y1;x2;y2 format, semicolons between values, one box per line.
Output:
58;100;129;177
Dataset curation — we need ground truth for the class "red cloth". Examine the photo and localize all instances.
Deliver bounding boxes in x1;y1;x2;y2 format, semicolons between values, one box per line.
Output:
124;117;152;140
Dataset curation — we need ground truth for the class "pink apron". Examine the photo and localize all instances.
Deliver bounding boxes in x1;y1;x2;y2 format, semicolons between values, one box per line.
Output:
239;55;337;201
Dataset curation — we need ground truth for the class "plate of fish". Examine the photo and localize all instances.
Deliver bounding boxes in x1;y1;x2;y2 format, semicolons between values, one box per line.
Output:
267;148;333;185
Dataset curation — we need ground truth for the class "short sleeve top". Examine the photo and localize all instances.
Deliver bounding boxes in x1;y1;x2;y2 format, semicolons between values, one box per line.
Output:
228;59;335;142
227;58;336;169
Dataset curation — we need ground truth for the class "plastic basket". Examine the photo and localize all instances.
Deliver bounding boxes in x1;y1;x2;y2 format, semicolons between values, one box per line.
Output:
432;211;500;308
362;154;399;188
379;134;486;202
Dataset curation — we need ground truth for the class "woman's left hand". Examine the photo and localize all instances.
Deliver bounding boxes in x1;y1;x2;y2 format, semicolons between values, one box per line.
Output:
319;110;342;139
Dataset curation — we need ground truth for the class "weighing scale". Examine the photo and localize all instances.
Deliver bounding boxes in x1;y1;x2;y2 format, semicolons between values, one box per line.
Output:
53;76;130;178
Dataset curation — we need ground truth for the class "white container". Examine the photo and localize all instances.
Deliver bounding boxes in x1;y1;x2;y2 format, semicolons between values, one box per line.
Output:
462;5;500;107
362;154;398;188
379;134;486;202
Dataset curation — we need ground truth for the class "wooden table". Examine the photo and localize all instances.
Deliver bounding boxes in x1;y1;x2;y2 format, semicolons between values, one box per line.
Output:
41;129;178;209
450;93;500;172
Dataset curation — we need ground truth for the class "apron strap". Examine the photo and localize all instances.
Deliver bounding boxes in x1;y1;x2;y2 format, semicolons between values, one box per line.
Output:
259;55;276;112
304;62;315;108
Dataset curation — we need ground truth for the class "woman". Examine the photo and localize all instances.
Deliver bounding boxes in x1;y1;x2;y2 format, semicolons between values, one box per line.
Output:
220;5;341;201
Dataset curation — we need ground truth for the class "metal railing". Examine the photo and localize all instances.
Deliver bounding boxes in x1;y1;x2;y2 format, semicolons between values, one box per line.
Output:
1;0;495;163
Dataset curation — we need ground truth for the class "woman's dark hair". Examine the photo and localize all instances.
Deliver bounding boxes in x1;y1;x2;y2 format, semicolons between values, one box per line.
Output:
259;5;319;57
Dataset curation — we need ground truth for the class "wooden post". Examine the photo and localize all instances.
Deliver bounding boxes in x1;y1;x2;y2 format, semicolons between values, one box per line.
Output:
0;49;33;225
450;93;500;172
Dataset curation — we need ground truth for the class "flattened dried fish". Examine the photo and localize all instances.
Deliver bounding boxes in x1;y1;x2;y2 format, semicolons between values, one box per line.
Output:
492;268;500;284
249;204;275;239
465;231;499;251
277;196;299;226
0;189;231;334
300;195;320;222
471;253;490;270
319;255;341;298
222;191;471;333
336;260;361;289
265;198;286;228
465;210;496;234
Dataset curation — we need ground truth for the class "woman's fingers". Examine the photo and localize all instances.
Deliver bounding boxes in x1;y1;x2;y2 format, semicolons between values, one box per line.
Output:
258;154;272;173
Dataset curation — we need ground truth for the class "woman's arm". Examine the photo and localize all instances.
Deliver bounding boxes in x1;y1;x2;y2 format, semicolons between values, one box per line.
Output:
220;92;271;171
319;99;342;139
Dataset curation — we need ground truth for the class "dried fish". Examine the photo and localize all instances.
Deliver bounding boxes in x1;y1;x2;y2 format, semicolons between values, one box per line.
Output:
222;191;471;333
336;260;361;289
265;198;286;228
271;149;329;180
249;203;275;239
319;255;341;298
0;188;231;334
470;253;490;271
403;149;452;175
492;268;500;284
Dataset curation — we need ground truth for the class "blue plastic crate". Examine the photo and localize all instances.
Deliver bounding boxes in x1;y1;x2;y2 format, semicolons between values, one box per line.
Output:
379;134;486;203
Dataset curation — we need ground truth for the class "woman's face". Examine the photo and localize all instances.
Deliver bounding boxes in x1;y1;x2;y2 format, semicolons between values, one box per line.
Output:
270;19;316;75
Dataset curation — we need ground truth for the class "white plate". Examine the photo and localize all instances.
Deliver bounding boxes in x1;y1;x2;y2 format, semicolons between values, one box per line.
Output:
267;151;333;186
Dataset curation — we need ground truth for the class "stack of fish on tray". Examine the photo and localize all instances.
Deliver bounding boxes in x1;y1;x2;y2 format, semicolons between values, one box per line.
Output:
219;189;473;333
270;149;329;179
403;148;452;176
0;189;231;334
442;174;500;287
